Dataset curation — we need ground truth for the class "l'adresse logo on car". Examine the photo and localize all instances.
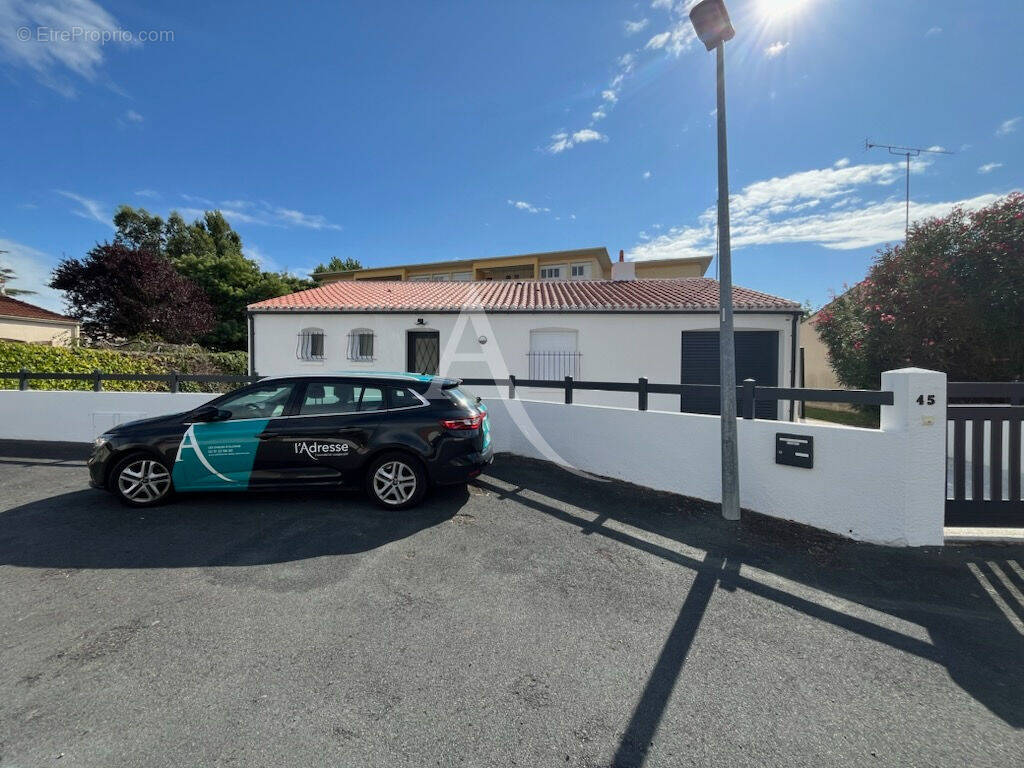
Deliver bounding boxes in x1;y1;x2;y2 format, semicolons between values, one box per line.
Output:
294;441;350;460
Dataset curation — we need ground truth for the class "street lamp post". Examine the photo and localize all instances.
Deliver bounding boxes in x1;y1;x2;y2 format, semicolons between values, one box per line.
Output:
689;0;739;521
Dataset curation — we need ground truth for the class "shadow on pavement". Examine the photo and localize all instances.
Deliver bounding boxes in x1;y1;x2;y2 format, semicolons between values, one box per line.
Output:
0;488;465;570
480;456;1024;765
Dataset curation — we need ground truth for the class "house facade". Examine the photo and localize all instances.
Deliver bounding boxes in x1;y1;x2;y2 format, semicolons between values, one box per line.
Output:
248;272;801;417
0;295;80;346
312;247;712;284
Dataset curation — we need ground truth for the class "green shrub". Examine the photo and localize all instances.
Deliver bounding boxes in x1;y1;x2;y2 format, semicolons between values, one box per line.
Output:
0;341;248;392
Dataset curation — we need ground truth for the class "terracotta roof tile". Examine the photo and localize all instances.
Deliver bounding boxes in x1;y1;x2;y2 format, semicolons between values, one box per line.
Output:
249;278;798;313
0;295;77;323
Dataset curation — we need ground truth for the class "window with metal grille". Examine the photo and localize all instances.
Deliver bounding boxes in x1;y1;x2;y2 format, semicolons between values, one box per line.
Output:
296;328;326;361
347;329;375;361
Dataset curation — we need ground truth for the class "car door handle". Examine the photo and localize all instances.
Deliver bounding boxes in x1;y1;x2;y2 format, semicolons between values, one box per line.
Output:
258;431;283;440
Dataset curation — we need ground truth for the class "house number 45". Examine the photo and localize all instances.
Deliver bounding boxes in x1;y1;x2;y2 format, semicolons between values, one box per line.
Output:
916;394;936;405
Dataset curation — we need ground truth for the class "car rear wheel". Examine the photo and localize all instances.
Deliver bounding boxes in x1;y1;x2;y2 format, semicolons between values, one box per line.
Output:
111;453;175;508
366;452;427;510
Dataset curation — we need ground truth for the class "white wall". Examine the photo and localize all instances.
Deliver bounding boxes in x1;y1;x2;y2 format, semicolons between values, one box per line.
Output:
251;310;798;415
0;390;217;442
482;368;947;547
0;369;946;545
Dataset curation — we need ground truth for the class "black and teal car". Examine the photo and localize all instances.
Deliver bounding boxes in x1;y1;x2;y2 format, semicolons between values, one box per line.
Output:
88;373;492;510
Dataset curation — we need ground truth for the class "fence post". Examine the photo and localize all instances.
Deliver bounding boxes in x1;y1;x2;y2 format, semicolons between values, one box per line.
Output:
742;378;756;419
638;377;648;411
564;376;573;405
92;369;103;392
169;371;180;393
18;367;29;391
508;375;516;400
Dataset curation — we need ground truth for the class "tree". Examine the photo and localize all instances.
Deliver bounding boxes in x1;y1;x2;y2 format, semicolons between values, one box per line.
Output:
815;193;1024;388
50;243;214;344
112;205;314;350
312;256;362;274
0;257;37;296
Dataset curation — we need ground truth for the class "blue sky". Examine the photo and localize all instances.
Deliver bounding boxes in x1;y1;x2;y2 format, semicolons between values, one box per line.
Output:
1;0;1021;313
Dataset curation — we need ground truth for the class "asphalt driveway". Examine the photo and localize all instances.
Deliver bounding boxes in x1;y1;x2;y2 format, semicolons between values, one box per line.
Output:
1;440;1022;767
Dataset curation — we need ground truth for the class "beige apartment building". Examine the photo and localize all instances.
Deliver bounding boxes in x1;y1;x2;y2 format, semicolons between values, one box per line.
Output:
312;247;712;284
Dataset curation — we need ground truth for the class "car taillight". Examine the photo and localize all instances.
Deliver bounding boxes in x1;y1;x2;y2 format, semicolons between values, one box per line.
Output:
440;414;483;430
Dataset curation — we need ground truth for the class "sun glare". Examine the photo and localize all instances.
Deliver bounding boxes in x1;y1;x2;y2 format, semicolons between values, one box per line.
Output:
757;0;811;22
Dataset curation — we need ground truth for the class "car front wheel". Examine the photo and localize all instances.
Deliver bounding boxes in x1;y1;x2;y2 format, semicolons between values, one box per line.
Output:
366;453;427;510
111;453;175;508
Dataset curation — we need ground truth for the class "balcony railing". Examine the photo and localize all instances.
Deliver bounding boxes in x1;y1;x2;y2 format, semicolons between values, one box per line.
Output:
527;351;581;381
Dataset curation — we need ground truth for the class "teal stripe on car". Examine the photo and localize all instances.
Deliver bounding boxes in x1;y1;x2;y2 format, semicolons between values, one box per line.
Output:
172;419;270;490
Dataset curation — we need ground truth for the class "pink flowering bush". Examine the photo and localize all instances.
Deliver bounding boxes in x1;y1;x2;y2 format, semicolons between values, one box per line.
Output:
815;193;1024;389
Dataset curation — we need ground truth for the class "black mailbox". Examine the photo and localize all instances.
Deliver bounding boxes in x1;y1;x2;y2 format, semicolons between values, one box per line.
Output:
776;433;813;468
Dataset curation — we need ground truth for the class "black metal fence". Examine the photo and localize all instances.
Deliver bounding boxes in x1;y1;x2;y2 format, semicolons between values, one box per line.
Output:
0;369;258;393
526;351;581;381
946;381;1024;526
461;375;893;419
0;369;895;422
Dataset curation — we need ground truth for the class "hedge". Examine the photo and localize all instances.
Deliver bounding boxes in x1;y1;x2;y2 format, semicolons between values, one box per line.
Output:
0;341;248;392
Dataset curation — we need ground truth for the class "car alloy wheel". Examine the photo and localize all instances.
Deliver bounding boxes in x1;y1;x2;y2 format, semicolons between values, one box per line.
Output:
117;458;172;504
372;460;418;506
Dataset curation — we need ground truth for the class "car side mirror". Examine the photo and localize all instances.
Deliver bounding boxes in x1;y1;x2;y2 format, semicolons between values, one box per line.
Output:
192;405;229;423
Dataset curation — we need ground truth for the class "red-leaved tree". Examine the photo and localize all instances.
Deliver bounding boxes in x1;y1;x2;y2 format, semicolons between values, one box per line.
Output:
815;193;1024;389
50;243;214;344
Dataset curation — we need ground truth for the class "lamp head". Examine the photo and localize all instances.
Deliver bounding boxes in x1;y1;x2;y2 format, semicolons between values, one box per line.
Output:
689;0;735;51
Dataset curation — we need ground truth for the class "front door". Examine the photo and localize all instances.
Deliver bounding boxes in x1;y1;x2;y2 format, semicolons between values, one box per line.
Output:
172;381;298;491
407;331;440;375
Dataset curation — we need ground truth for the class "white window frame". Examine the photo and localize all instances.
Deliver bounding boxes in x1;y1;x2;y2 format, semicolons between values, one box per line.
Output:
347;328;375;361
539;264;567;280
297;328;326;362
570;262;591;279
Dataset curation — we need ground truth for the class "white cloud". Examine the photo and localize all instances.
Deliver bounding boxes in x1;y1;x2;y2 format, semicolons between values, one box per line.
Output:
0;237;66;311
645;31;671;50
764;41;789;58
624;19;649;35
996;117;1021;136
925;26;942;36
273;206;342;231
591;108;607;121
545;128;607;154
124;109;143;123
927;145;946;152
0;0;136;96
643;171;652;180
978;162;1003;174
601;89;618;103
834;157;850;168
627;159;1004;260
644;20;696;56
650;0;674;10
507;199;549;214
134;188;159;198
56;190;110;227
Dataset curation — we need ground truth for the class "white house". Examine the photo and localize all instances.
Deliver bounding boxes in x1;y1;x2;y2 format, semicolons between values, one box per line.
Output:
248;266;802;417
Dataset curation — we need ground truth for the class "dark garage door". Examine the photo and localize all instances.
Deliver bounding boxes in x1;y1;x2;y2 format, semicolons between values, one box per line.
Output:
681;331;779;419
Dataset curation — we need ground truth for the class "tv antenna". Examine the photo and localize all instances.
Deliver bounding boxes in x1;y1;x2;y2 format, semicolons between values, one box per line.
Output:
865;141;952;238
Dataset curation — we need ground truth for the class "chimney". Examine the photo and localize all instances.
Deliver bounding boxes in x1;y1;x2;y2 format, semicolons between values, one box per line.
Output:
611;249;636;281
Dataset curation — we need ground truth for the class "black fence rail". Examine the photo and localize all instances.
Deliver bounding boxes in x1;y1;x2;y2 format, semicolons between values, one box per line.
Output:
0;369;258;393
460;376;893;419
948;381;1024;405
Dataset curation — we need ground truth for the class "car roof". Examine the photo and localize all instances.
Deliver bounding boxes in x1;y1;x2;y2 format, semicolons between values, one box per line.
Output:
259;371;460;387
